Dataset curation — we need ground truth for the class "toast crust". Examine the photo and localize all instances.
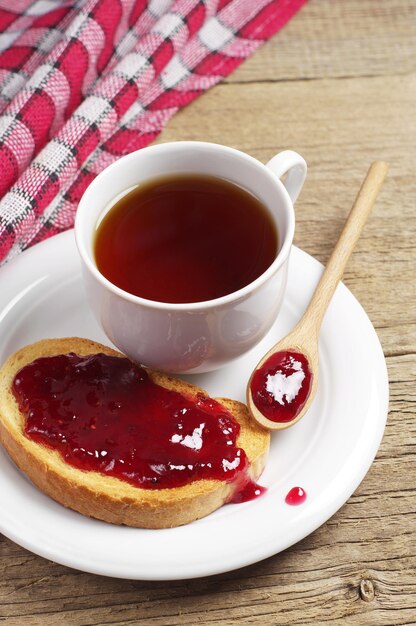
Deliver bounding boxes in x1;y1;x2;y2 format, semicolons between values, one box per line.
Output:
0;338;270;528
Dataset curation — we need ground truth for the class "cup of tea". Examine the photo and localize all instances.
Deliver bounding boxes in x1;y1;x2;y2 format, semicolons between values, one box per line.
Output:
75;141;306;373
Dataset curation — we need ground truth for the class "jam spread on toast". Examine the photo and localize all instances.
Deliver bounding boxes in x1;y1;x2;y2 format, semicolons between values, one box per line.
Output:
250;351;312;422
231;481;267;503
13;353;264;499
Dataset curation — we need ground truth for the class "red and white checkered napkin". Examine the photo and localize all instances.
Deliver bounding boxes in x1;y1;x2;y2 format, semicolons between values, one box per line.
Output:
0;0;306;264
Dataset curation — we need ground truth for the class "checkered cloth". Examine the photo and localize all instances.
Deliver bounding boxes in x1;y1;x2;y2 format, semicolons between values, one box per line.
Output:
0;0;306;264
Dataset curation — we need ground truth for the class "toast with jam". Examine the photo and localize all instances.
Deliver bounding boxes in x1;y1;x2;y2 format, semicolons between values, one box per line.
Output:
0;338;269;528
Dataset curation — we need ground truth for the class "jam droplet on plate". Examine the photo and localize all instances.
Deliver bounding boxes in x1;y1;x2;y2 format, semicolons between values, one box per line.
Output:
13;353;265;502
250;351;312;422
285;486;307;506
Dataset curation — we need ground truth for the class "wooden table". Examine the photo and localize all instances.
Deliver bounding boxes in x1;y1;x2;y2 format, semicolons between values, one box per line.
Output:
1;1;415;624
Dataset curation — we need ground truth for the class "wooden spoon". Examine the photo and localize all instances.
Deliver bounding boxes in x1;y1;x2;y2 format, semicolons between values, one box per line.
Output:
247;161;388;431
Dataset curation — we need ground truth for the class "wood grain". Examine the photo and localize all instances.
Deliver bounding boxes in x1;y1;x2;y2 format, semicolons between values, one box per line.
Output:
1;0;415;624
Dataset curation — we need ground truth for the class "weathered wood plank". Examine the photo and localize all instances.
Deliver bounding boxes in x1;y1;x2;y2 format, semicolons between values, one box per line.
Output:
226;0;416;82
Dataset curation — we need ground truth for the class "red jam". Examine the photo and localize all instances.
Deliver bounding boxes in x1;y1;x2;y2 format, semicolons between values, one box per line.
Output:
12;353;265;499
230;482;267;504
250;351;312;423
285;486;307;506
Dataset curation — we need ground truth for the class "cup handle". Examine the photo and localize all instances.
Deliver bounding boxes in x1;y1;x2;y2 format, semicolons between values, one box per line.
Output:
266;150;307;204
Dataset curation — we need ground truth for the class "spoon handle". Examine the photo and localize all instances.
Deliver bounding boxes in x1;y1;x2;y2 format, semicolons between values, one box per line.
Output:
299;161;388;338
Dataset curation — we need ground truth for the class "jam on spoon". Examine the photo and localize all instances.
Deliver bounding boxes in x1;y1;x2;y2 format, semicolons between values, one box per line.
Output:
250;351;312;423
247;161;388;431
13;352;265;501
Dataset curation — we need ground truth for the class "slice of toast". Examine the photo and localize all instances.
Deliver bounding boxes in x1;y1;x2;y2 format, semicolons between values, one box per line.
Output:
0;338;269;528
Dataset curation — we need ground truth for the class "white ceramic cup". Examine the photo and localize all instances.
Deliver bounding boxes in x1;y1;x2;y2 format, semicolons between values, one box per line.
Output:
75;141;306;373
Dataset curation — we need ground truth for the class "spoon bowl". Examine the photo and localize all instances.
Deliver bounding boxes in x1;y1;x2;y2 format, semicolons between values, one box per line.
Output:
247;161;388;431
247;325;318;430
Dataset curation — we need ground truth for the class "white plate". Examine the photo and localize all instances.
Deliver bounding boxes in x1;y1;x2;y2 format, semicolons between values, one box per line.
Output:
0;230;388;580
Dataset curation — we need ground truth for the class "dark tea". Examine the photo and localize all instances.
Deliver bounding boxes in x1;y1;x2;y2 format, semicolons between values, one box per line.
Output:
94;173;278;304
